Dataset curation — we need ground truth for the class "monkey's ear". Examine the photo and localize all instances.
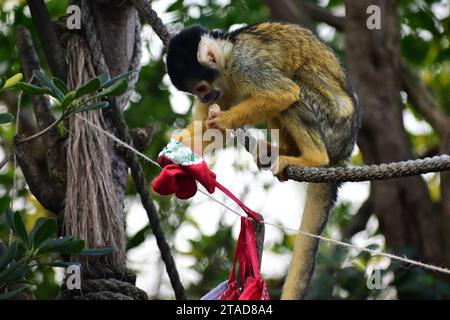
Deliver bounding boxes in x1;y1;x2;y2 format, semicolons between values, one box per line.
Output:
197;37;222;69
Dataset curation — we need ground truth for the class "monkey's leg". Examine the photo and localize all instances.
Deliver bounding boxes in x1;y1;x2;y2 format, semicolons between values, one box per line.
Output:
248;118;296;170
272;124;329;178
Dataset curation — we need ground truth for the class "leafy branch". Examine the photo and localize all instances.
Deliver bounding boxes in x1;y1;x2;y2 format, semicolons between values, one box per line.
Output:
0;209;113;300
0;69;133;169
16;70;130;141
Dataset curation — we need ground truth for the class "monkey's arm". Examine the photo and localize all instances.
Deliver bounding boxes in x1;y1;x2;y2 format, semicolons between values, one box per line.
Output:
206;64;300;129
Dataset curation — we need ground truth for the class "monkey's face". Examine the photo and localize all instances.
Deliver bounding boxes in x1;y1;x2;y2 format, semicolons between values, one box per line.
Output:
166;25;222;104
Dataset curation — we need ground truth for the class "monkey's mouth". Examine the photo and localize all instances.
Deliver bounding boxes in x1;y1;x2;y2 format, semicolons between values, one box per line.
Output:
200;90;221;104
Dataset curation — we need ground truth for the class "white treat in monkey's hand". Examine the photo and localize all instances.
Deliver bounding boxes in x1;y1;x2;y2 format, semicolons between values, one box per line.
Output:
208;103;221;119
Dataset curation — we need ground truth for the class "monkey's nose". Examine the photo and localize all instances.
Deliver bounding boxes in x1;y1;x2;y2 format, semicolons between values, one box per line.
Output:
200;90;220;103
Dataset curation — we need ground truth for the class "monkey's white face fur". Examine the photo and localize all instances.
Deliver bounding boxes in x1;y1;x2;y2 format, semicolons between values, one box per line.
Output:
197;35;232;69
197;35;233;94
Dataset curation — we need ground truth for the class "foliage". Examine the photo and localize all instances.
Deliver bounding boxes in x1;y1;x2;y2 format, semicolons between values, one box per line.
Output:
0;209;113;300
18;69;130;122
0;73;22;124
0;52;135;299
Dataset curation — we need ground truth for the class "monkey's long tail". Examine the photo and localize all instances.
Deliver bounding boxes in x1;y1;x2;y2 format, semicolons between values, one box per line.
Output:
281;182;339;300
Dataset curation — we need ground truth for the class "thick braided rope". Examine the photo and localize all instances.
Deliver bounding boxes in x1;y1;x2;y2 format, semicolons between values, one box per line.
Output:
81;0;186;300
57;265;148;300
235;128;450;182
285;155;450;183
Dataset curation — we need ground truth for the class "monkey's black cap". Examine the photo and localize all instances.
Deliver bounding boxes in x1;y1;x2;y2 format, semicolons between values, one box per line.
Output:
166;25;219;92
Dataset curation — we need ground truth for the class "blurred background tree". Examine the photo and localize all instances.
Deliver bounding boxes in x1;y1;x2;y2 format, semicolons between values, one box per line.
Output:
0;0;449;299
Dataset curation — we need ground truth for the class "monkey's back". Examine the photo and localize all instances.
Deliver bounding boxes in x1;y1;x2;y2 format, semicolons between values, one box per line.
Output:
230;22;360;163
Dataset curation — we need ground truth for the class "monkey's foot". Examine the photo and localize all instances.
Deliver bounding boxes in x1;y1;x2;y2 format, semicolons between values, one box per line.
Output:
272;154;330;181
270;156;289;182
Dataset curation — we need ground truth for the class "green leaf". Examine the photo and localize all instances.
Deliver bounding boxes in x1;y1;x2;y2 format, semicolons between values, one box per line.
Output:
52;77;68;95
167;0;183;12
5;209;16;234
33;70;64;101
0;113;14;124
38;237;85;255
127;225;149;251
75;101;109;114
57;239;85;254
36;236;70;254
79;247;114;256
45;261;81;268
98;73;110;86
0;241;18;271
13;212;29;248
60;91;76;108
0;286;27;300
100;70;134;89
0;261;30;283
3;73;23;90
98;78;128;97
0;76;7;90
75;77;101;99
17;82;53;96
30;218;57;249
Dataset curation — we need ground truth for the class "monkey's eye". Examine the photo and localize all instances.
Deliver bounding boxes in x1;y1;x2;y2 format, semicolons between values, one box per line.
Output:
195;84;208;94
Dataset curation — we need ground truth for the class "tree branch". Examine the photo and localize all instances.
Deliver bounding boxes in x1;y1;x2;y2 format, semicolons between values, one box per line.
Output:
14;138;64;213
265;0;313;28
130;125;154;152
295;0;344;31
16;26;67;193
26;0;66;81
401;64;450;138
343;195;373;238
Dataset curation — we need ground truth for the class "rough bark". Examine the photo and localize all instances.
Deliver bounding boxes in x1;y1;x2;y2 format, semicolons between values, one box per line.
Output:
441;134;450;267
81;0;137;211
344;0;443;267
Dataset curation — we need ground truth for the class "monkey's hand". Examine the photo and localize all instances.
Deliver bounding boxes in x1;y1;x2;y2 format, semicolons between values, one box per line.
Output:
206;104;236;130
270;157;289;182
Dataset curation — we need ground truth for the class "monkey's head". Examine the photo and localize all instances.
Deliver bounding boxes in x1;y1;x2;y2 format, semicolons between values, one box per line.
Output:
166;25;226;104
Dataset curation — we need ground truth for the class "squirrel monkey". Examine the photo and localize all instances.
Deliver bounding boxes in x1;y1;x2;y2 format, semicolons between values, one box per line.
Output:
166;22;360;299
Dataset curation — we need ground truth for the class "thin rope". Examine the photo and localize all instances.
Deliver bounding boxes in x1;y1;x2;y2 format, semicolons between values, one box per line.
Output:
78;115;450;276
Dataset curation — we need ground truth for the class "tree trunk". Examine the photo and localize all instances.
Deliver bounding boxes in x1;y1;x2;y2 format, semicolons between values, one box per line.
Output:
344;0;443;269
